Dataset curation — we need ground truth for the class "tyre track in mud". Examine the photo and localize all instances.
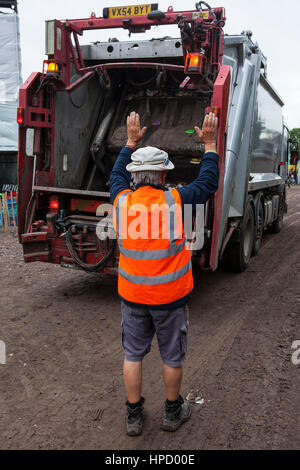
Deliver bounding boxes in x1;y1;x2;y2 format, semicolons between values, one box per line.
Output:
0;188;299;450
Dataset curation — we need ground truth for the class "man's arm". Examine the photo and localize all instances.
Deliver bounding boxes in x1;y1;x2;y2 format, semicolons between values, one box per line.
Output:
178;113;219;206
109;146;134;204
110;112;147;204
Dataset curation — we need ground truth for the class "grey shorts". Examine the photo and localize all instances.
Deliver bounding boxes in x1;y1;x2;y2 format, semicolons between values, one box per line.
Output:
121;302;189;368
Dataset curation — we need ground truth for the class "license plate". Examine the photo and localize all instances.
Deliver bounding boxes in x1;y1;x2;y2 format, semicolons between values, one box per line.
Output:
103;4;158;19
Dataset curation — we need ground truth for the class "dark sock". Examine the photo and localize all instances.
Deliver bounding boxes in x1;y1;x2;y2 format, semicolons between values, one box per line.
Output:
166;395;183;406
167;398;179;406
126;397;145;410
166;395;183;409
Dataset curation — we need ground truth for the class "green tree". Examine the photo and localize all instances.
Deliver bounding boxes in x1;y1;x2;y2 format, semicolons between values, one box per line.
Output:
290;128;300;151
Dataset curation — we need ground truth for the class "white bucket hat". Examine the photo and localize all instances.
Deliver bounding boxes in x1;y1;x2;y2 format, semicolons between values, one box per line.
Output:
126;146;174;173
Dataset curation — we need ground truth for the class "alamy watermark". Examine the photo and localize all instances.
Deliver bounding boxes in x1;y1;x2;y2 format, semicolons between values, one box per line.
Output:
0;340;6;365
96;202;205;251
291;340;300;366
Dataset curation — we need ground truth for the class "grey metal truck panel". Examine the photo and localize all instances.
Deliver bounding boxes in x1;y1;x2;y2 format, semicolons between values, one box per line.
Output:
250;76;284;174
248;173;282;191
219;34;285;247
81;38;183;62
54;75;105;189
220;38;257;232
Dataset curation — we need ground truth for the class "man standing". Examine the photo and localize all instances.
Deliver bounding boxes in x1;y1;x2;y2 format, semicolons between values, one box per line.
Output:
110;111;219;436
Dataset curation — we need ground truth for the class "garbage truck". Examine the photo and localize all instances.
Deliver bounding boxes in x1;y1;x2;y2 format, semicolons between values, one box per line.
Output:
17;2;289;274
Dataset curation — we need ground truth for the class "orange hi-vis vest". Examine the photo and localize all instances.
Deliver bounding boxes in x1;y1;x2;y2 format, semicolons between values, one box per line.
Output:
113;186;194;306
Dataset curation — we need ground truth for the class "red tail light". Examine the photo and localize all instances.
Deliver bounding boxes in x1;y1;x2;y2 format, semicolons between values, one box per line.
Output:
50;197;59;211
17;107;24;125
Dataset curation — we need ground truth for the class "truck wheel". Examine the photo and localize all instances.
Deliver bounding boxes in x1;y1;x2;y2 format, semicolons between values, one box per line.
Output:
269;194;285;234
252;198;264;256
222;200;255;273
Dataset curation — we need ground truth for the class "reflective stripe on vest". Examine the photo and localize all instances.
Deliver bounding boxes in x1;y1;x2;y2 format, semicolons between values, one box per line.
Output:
118;258;192;286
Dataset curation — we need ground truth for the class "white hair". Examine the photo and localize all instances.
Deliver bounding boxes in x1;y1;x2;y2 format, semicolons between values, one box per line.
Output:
131;170;166;187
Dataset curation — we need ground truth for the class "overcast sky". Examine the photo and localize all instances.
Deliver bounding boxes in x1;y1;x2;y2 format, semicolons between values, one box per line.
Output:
18;0;299;129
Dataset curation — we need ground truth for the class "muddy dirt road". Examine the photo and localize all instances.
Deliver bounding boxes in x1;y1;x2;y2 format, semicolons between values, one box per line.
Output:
0;188;299;450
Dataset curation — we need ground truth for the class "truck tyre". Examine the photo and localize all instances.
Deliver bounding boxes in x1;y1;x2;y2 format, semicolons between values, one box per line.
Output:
222;199;255;273
252;197;264;256
269;193;285;234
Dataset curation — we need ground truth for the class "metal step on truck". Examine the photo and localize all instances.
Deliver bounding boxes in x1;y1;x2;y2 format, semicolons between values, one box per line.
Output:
17;2;289;274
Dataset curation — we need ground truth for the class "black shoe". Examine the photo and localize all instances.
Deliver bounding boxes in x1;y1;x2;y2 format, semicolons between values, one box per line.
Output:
126;397;145;436
162;395;191;432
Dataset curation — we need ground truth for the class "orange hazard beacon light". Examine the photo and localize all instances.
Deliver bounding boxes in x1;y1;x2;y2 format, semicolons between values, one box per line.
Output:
185;52;206;74
47;62;59;73
43;60;59;76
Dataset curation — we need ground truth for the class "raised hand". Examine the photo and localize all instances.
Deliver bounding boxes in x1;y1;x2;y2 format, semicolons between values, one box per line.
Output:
126;111;147;149
195;113;218;153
